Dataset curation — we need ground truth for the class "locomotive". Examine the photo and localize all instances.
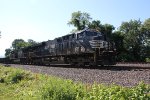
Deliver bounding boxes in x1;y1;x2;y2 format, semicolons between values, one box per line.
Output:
7;28;116;66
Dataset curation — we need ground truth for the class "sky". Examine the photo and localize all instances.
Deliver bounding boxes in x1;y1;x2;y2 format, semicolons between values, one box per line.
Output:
0;0;150;57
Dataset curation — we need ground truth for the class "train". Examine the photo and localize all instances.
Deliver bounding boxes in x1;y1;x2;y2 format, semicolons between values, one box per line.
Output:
1;28;116;66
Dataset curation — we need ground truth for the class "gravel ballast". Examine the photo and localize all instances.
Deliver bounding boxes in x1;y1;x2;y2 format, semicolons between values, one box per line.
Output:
3;64;150;87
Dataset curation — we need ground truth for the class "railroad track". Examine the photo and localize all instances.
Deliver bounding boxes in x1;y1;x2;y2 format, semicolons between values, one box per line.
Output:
115;63;150;69
1;62;150;71
46;63;150;70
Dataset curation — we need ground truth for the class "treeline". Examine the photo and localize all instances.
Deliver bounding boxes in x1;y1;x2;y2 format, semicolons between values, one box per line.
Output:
68;11;150;62
5;11;150;62
5;39;37;57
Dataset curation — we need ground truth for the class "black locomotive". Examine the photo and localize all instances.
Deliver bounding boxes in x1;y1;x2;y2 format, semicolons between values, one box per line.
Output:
5;29;116;66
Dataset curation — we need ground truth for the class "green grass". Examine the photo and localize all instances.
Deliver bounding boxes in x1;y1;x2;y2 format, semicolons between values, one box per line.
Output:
0;65;150;100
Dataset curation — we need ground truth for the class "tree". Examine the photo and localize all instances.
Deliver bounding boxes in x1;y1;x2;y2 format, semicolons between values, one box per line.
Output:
12;39;29;50
5;39;37;57
112;31;124;52
112;31;125;61
119;19;142;61
12;39;38;50
141;18;150;46
28;39;37;45
88;20;115;40
88;20;102;31
68;11;92;31
5;48;12;58
102;24;115;40
140;18;150;59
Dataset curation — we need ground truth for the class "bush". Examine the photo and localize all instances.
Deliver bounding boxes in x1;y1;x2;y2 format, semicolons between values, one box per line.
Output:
40;82;150;100
0;65;34;84
40;78;84;100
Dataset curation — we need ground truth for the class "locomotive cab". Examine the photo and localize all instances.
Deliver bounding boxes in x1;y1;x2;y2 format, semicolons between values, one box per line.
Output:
75;29;116;66
88;30;116;65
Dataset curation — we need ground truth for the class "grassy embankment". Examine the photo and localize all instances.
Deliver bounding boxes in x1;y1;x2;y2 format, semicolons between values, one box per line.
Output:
0;65;150;100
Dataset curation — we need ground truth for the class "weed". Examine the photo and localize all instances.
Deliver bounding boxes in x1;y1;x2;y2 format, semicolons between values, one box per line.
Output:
0;65;149;100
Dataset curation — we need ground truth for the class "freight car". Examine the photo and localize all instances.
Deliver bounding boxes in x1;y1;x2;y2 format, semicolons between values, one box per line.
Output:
8;28;116;66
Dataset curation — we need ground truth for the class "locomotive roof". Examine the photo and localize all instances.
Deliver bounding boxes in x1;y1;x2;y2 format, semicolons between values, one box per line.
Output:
49;28;101;41
75;28;101;34
12;29;101;52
